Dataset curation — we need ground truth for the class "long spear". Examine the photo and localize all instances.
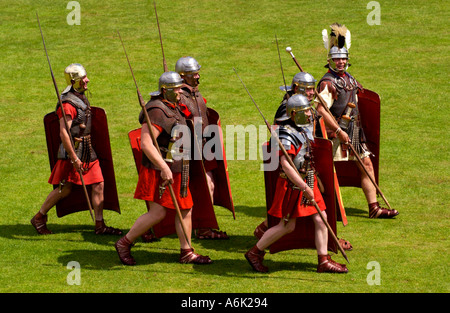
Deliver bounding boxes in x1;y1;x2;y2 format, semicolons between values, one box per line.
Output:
153;1;168;72
118;32;192;249
314;90;393;210
233;68;349;263
37;12;94;222
285;46;390;209
286;46;348;225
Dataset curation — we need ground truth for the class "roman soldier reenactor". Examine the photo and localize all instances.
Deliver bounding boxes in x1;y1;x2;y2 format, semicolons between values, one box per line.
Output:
115;71;212;265
245;94;348;273
175;56;234;240
316;23;398;218
31;63;121;235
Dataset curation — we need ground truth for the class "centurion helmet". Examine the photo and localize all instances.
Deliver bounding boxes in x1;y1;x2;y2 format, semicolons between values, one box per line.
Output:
175;56;201;75
63;63;87;93
322;23;351;73
286;94;313;127
279;72;316;95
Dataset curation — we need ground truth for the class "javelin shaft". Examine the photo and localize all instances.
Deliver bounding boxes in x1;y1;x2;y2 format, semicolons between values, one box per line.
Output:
37;12;94;222
233;68;349;263
275;35;289;98
153;1;168;72
314;90;392;210
118;32;192;249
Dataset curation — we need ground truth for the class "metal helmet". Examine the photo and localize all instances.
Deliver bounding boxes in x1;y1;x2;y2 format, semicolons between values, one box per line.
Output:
327;46;349;72
64;63;87;93
286;94;313;127
175;56;201;75
279;72;316;96
151;71;183;102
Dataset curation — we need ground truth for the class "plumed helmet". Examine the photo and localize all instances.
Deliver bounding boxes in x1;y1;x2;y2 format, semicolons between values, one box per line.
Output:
327;46;350;72
322;23;351;72
286;94;313;127
175;56;201;75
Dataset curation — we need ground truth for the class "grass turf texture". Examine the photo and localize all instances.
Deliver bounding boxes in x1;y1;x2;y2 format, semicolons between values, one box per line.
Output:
0;0;448;293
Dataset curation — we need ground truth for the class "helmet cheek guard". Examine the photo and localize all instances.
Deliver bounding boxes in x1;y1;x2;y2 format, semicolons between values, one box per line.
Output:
64;63;87;93
286;94;314;128
327;46;350;73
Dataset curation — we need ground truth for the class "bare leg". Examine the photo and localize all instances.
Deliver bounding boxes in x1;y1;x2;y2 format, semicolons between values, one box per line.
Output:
125;201;167;242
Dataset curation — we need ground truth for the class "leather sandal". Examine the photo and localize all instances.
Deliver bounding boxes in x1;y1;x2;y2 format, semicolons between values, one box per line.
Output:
179;248;213;264
369;202;399;219
253;222;268;240
245;245;268;273
317;254;348;273
30;213;53;235
115;236;136;266
195;228;229;240
141;229;158;243
95;220;123;235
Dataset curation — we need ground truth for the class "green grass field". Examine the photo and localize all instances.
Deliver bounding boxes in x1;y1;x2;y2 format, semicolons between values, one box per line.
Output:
0;0;448;294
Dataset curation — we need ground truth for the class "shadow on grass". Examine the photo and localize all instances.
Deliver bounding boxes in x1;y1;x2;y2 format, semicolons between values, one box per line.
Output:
233;205;267;218
0;223;125;246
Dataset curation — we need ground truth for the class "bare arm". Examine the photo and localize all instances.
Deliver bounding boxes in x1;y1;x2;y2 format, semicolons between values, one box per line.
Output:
59;117;83;171
280;155;314;201
141;123;173;185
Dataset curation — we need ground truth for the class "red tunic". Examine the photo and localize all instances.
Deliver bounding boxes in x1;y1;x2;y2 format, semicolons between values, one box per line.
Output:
133;117;193;211
134;163;193;210
267;143;326;219
47;102;103;186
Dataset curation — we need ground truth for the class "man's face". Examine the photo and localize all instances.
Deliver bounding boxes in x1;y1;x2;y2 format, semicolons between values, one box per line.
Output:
182;72;200;87
163;86;181;103
293;85;315;101
73;75;89;93
332;58;348;73
305;87;315;101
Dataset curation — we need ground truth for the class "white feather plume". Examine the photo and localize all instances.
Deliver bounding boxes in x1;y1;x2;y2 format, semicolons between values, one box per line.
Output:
322;29;329;50
345;29;351;49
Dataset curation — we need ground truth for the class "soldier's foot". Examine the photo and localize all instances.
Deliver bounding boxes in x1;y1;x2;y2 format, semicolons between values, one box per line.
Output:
179;248;212;264
115;236;136;266
95;219;123;235
245;245;268;273
317;255;348;273
30;212;53;235
369;202;399;219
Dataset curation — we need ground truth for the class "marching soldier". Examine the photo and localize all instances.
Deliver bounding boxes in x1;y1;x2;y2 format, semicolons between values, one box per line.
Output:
175;56;233;240
254;72;317;239
31;63;122;235
316;23;398;218
115;71;212;265
245;94;348;273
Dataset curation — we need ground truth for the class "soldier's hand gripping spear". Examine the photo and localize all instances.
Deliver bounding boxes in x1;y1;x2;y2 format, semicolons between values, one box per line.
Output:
118;32;192;249
37;12;95;222
233;68;349;264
